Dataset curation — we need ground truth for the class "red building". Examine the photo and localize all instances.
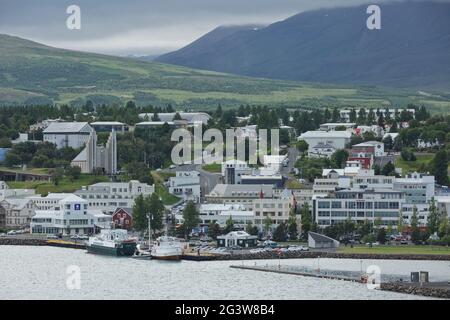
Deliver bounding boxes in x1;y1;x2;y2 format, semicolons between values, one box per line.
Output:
112;207;133;230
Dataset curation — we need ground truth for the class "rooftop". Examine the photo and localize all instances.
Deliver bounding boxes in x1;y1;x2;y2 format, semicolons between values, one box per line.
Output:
43;122;92;134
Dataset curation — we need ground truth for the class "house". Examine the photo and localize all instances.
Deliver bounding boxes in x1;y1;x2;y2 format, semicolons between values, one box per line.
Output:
252;196;293;231
0;198;36;229
217;231;258;248
75;181;154;215
352;141;385;157
43;122;94;149
308;232;340;249
30;194;112;235
168;171;201;203
112;207;133;230
298;131;351;158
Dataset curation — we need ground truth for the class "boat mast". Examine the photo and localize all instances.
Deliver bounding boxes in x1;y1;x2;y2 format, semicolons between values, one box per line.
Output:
147;212;152;246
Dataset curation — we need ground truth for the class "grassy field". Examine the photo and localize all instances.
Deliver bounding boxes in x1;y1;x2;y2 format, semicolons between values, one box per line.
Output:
395;154;435;174
6;174;109;194
338;245;450;255
1;34;450;111
154;183;180;206
202;163;222;173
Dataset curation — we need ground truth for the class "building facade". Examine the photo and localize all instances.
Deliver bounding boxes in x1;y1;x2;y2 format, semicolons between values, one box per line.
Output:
168;171;201;203
43;122;94;149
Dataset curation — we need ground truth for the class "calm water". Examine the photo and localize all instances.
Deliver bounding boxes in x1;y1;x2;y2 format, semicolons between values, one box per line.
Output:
0;246;449;300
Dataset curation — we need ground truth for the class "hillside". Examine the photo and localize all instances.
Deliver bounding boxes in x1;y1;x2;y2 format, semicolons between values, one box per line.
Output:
0;34;450;111
157;2;450;91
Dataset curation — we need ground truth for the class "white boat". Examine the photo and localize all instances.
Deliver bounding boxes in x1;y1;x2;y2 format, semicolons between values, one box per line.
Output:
151;236;184;260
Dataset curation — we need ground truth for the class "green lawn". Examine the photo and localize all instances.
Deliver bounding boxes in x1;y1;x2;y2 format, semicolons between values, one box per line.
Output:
202;163;222;173
155;183;180;206
338;245;450;255
6;174;109;194
395;154;434;174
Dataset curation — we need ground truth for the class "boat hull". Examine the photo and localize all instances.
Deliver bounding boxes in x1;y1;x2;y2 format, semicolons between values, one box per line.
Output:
86;242;137;257
151;254;181;261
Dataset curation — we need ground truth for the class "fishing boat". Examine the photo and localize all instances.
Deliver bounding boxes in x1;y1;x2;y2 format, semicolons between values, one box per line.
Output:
132;243;152;260
86;229;137;256
151;236;183;260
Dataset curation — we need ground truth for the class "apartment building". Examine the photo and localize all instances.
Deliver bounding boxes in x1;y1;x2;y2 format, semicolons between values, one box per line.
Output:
168;171;201;203
205;184;274;210
0;198;36;228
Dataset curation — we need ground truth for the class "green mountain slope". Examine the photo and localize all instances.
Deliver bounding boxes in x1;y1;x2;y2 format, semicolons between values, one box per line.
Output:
0;34;449;111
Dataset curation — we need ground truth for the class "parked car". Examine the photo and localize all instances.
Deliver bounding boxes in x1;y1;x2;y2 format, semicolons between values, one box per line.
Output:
47;234;59;239
263;240;278;248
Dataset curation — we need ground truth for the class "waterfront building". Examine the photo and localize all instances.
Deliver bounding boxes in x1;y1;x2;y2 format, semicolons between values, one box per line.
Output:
43;122;94;149
0;198;36;229
252;196;293;231
205;184;274;210
298;131;351;158
195;203;253;229
393;172;435;205
75;181;154;215
168;171;201;203
313;188;405;228
28;193;75;210
112;207;133;230
30;194;111;235
217;231;258;248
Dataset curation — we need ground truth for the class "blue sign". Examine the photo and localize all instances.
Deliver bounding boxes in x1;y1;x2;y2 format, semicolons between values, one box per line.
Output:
74;204;81;210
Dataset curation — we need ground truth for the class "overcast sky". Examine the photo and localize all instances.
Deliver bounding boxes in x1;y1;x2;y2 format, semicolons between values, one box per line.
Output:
0;0;442;56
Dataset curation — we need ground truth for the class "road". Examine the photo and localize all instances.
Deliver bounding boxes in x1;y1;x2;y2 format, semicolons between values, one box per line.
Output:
281;147;299;177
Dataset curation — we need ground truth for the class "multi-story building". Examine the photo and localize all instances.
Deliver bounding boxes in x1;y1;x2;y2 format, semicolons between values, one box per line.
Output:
138;112;211;126
0;181;35;201
90;121;128;133
393;172;435;205
30;194;111;235
0;198;36;229
339;109;415;123
43;122;94;149
253;196;293;231
28;193;75;210
195;203;254;229
168;171;201;203
221;160;252;184
75;181;154;215
314;189;405;228
206;184;274;210
319;123;356;131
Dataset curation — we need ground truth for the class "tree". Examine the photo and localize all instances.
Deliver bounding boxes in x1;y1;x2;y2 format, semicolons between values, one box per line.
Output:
207;222;221;239
381;161;396;176
132;194;147;232
287;211;298;240
389;121;398;133
427;198;440;235
377;228;387;244
296;140;309;153
382;135;393;152
66;166;81;181
356;108;367;125
331;149;349;168
438;217;449;239
300;203;312;239
263;216;273;237
147;193;164;233
173;112;182;120
332;107;340;122
273;223;287;242
397;210;405;233
374;217;382;230
224;215;234;234
50;168;64;186
367;108;376;125
430;150;449;186
246;222;259;236
349;108;357;123
182;201;200;239
410;206;421;244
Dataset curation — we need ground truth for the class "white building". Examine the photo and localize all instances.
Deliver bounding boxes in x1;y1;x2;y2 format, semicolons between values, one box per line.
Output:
319;123;355;131
168;171;201;203
75;181;154;215
221;159;252;184
314;189;405;228
339;109;415;123
206;184;274;210
43;122;94;149
0;181;35;201
353;141;385;157
253;196;293;231
195;203;254;229
30;195;112;235
138;112;211;125
90;121;127;132
28;193;75;210
394;172;435;205
298;131;351;158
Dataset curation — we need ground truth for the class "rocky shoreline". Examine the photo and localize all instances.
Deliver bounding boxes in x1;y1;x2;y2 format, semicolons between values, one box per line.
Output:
0;238;47;246
381;282;450;299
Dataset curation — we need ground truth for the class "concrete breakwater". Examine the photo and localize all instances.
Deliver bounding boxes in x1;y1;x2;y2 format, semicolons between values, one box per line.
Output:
183;251;450;261
381;282;450;299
